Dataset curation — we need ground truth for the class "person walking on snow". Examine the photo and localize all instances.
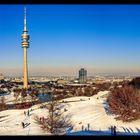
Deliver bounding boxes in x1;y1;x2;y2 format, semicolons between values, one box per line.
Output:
22;122;24;128
27;110;29;116
82;125;84;131
113;126;117;136
87;123;90;130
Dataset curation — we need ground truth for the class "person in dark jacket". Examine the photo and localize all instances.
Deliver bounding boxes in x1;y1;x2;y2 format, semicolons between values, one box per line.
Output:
87;123;90;130
82;125;84;131
27;110;29;116
113;126;117;136
110;126;113;135
22;122;24;128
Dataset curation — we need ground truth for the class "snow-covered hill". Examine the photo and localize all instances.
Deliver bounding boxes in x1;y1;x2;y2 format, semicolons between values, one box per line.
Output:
0;90;140;135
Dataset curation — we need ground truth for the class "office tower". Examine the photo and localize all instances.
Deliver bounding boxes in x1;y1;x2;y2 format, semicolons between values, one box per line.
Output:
79;68;87;84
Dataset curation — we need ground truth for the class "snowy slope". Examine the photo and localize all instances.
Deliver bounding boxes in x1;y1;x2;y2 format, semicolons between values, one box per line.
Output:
0;90;140;135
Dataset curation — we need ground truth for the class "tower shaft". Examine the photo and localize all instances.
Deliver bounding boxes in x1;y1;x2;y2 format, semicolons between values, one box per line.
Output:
23;48;28;89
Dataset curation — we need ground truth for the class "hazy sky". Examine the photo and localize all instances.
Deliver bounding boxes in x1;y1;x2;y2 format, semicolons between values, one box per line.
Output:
1;4;140;77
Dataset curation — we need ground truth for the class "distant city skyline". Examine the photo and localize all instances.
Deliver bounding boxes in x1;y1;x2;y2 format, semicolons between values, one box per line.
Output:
1;4;140;77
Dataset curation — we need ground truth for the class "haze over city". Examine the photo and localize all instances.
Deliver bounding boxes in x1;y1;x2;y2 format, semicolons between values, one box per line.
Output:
1;4;140;76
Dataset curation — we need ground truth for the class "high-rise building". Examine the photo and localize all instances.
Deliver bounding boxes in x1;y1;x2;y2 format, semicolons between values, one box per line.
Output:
21;6;30;89
79;68;87;84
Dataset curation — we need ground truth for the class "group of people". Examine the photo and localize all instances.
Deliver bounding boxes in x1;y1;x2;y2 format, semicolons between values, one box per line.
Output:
110;126;117;136
22;109;32;128
80;123;117;136
81;123;90;131
24;109;31;117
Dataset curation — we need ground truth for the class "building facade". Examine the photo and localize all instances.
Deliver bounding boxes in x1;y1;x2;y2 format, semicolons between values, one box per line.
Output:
79;68;87;84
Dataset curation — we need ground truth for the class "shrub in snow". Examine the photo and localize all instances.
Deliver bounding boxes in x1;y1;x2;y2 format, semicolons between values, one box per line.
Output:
107;86;140;122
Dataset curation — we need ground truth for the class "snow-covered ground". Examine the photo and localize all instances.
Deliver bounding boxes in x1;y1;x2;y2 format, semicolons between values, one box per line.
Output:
0;90;140;135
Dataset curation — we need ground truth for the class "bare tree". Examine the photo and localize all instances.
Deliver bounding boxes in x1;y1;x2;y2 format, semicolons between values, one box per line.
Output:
107;85;140;122
13;92;19;105
34;97;72;135
13;88;21;104
0;96;7;111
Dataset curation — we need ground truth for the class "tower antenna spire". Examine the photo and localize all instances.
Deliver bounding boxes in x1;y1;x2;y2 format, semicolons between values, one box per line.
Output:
24;5;27;31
